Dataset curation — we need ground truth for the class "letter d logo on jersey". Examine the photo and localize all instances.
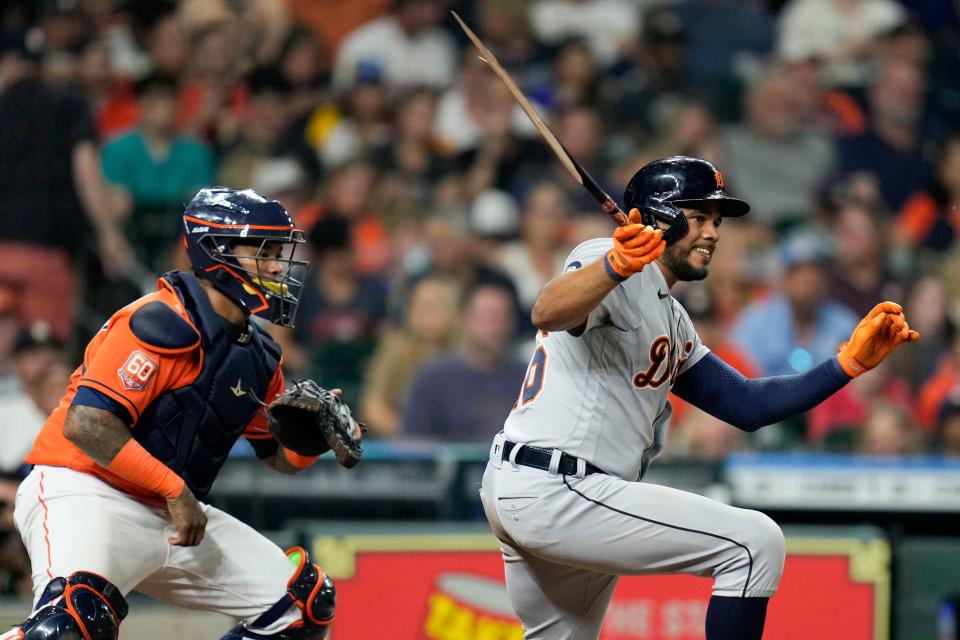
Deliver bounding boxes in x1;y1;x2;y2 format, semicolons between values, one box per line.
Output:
118;351;158;391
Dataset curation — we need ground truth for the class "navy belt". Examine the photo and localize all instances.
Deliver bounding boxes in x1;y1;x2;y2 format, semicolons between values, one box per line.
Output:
503;440;605;476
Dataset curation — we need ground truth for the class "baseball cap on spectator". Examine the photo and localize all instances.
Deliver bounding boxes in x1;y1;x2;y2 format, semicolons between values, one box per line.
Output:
779;230;832;270
642;9;686;44
13;321;63;356
469;189;520;240
355;60;384;85
0;26;45;61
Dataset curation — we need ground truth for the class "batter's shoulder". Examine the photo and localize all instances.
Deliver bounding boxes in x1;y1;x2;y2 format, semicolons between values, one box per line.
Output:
122;291;201;354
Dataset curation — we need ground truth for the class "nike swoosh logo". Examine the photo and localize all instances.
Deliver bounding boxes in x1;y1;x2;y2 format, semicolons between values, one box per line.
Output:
230;379;246;397
658;290;669;299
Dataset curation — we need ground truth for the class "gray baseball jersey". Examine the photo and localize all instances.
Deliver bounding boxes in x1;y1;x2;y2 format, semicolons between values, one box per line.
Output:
503;238;710;481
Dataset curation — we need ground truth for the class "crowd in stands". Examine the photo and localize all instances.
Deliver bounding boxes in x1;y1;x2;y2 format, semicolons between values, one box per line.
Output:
1;0;959;483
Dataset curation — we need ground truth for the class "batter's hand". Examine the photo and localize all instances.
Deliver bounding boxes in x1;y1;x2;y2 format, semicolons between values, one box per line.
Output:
836;301;920;377
166;485;207;547
605;208;665;282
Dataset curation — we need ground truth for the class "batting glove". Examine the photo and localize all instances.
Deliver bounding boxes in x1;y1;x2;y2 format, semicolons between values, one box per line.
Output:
604;208;666;282
836;301;920;377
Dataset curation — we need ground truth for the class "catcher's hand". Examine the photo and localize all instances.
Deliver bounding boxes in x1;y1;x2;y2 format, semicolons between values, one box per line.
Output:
605;208;665;281
836;301;919;377
267;380;364;468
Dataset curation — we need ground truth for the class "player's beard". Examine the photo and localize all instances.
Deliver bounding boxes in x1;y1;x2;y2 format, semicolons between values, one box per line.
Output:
661;243;708;282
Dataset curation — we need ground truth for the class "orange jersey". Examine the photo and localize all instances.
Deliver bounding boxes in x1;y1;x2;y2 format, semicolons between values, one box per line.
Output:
25;278;284;501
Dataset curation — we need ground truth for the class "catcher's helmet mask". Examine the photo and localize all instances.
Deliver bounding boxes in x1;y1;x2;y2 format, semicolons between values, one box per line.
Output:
183;188;309;327
624;156;750;246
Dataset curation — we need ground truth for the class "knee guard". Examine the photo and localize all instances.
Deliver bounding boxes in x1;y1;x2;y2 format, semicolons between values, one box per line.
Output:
14;572;128;640
221;547;335;640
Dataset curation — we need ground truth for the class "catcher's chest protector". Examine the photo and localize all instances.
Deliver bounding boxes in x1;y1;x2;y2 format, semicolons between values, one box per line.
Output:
132;272;281;499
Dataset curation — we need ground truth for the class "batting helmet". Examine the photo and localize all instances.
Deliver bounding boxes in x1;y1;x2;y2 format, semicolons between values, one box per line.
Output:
623;156;750;245
183;187;308;327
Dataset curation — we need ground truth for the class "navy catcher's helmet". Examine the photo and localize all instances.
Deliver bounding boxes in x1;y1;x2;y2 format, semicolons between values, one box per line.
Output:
183;187;308;327
623;156;750;245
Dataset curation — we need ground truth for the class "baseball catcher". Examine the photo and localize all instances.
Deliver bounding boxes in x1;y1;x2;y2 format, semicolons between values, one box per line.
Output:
1;188;363;640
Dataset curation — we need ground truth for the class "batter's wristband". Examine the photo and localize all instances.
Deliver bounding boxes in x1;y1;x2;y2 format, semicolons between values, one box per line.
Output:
282;448;320;470
835;343;866;378
107;439;185;500
604;250;629;283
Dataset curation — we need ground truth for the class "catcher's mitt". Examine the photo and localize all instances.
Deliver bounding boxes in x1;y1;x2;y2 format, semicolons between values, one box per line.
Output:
266;380;364;468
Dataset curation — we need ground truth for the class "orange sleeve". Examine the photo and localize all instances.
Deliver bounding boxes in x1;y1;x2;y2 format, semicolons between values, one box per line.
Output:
243;362;286;440
77;317;201;425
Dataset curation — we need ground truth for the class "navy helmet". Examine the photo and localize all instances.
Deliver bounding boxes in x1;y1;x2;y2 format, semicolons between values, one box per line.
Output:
183;187;308;327
623;156;749;245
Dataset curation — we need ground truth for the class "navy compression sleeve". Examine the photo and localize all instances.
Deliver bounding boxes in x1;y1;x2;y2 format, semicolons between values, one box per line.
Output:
671;353;851;432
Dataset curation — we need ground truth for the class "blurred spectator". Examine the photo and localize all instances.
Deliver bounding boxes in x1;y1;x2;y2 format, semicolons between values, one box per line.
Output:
310;63;391;168
604;7;692;144
277;216;389;406
146;12;189;79
218;65;320;190
77;38;139;138
826;195;903;316
896;274;952;390
370;87;451;205
434;52;537;155
402;280;526;440
855;400;923;456
497;182;569;317
896;134;960;253
361;275;461;437
777;0;906;88
278;27;331;121
0;323;68;475
836;59;930;211
101;72;215;272
720;70;836;228
936;394;960;456
332;0;456;92
453;74;553;200
543;37;601;109
0;26;132;340
780;50;865;137
288;0;388;62
175;19;244;140
670;408;746;461
298;159;390;275
475;0;544;71
529;0;639;67
732;231;859;376
238;0;293;69
916;331;960;430
669;0;773;116
808;360;913;448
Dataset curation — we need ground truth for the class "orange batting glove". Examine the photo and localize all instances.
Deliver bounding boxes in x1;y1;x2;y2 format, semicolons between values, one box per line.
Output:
836;301;920;377
604;208;666;282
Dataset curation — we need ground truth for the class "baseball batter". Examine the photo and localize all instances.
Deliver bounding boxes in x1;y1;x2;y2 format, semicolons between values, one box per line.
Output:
480;156;919;639
1;188;354;640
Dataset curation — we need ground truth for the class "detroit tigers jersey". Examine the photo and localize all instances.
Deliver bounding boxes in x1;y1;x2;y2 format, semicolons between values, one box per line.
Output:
503;237;710;481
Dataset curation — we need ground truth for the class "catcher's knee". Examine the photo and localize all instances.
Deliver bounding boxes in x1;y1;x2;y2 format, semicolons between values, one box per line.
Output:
229;546;335;640
14;572;128;640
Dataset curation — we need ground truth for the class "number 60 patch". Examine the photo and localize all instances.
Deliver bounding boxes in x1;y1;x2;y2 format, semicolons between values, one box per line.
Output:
118;350;158;391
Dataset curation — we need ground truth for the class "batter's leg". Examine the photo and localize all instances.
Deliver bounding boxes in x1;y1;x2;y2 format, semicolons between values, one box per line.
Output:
501;540;617;640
